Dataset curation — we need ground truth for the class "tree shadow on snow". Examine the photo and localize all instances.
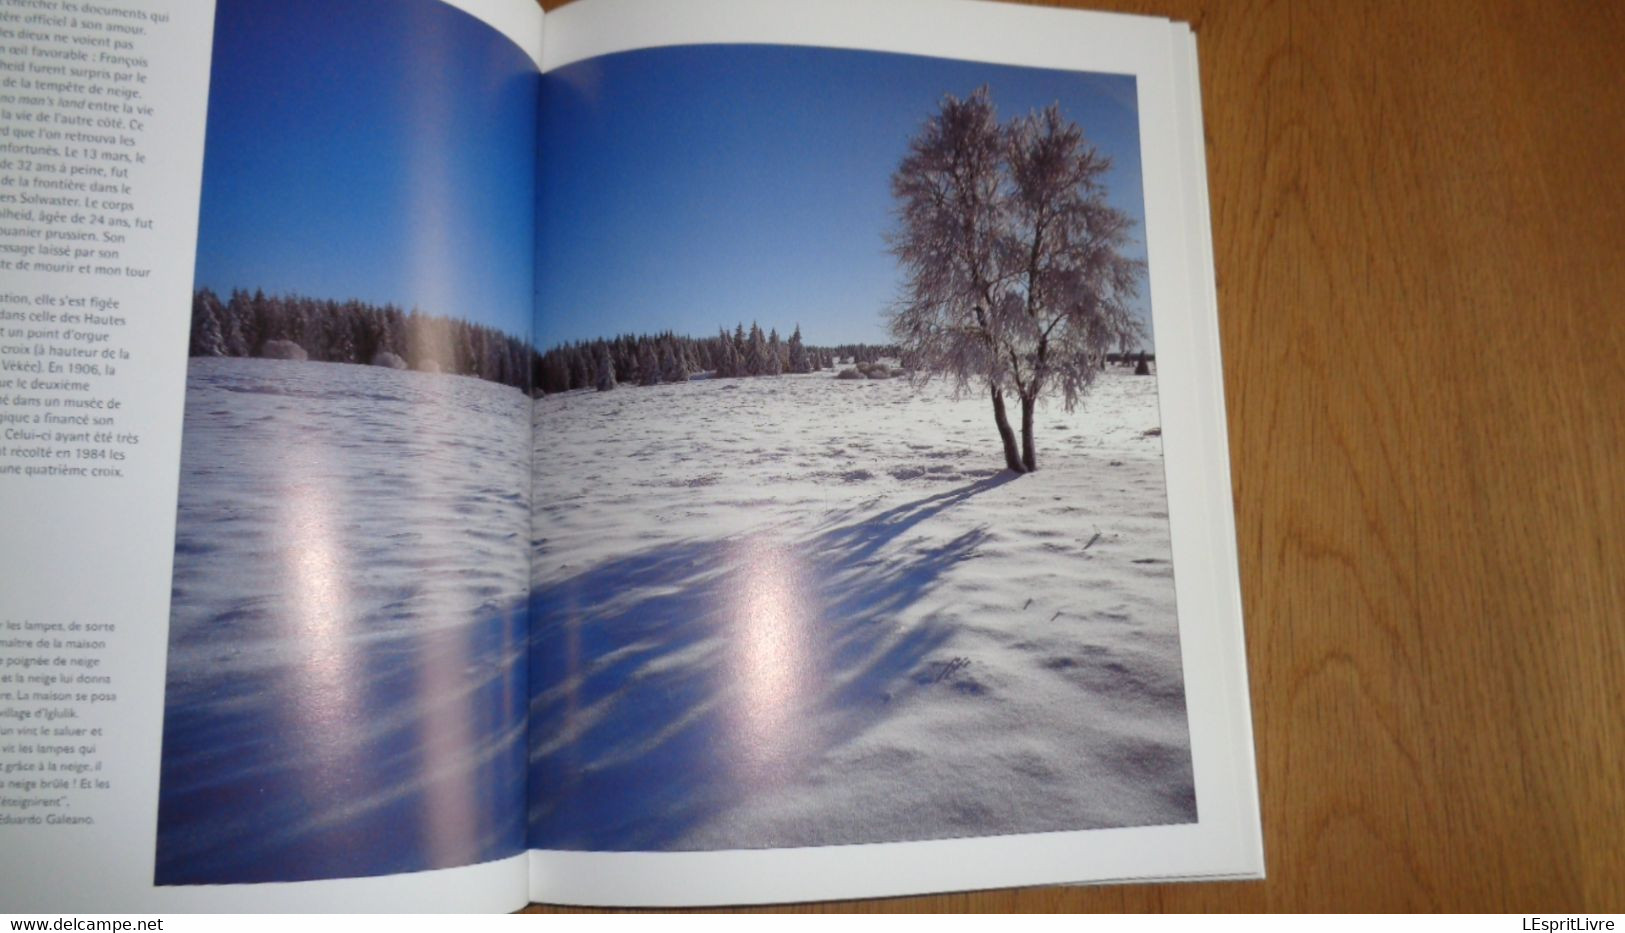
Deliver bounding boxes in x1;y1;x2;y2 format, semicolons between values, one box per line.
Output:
156;598;528;884
527;471;1016;850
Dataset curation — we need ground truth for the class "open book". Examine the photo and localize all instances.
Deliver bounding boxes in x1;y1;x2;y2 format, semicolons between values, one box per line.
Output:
0;0;1261;911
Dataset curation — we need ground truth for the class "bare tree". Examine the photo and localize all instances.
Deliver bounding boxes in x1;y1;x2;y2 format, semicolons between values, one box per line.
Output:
888;88;1144;473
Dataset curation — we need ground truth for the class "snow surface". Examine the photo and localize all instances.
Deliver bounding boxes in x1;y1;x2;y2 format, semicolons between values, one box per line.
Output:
529;368;1195;851
158;358;531;884
155;356;1194;878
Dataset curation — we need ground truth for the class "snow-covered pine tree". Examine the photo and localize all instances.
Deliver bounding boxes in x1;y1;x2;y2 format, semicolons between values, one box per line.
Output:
581;343;599;389
638;339;661;386
190;289;227;357
249;289;276;355
223;290;253;354
766;328;784;376
715;328;738;377
787;325;808;373
594;342;617;391
367;302;393;360
746;322;767;376
673;340;693;382
659;343;686;384
616;335;637;383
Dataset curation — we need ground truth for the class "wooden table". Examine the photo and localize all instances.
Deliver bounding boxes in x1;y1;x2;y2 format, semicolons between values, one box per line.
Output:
529;0;1624;912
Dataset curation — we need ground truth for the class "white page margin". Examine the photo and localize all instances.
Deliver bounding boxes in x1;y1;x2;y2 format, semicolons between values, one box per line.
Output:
452;0;545;70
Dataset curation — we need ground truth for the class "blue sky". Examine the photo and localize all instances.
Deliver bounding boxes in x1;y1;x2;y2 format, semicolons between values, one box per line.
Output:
536;44;1147;349
193;0;538;341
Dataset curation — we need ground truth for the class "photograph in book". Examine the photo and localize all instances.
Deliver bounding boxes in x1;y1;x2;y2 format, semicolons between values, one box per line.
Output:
155;0;538;883
529;44;1192;852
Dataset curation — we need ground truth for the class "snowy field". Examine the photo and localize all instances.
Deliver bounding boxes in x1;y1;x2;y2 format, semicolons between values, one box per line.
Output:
158;358;530;884
529;368;1195;851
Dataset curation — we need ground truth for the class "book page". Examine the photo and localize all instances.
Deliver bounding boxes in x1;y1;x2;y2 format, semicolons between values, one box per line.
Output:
0;0;542;911
527;0;1260;907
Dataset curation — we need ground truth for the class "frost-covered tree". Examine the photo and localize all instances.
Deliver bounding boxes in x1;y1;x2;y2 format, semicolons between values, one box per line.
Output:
714;328;738;377
216;292;249;357
765;328;784;376
888;87;1143;473
660;342;689;383
638;339;661;386
744;322;767;376
190;289;227;357
787;325;808;373
578;344;598;390
594;342;617;391
328;307;357;363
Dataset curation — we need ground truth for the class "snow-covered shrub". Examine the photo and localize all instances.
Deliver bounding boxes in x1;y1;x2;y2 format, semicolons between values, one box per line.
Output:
262;339;308;361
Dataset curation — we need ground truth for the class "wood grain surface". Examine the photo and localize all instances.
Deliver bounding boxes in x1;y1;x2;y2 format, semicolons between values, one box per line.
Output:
527;0;1625;912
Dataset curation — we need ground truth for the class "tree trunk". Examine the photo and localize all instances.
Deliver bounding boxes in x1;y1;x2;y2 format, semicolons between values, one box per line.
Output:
1020;393;1037;472
990;387;1025;473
